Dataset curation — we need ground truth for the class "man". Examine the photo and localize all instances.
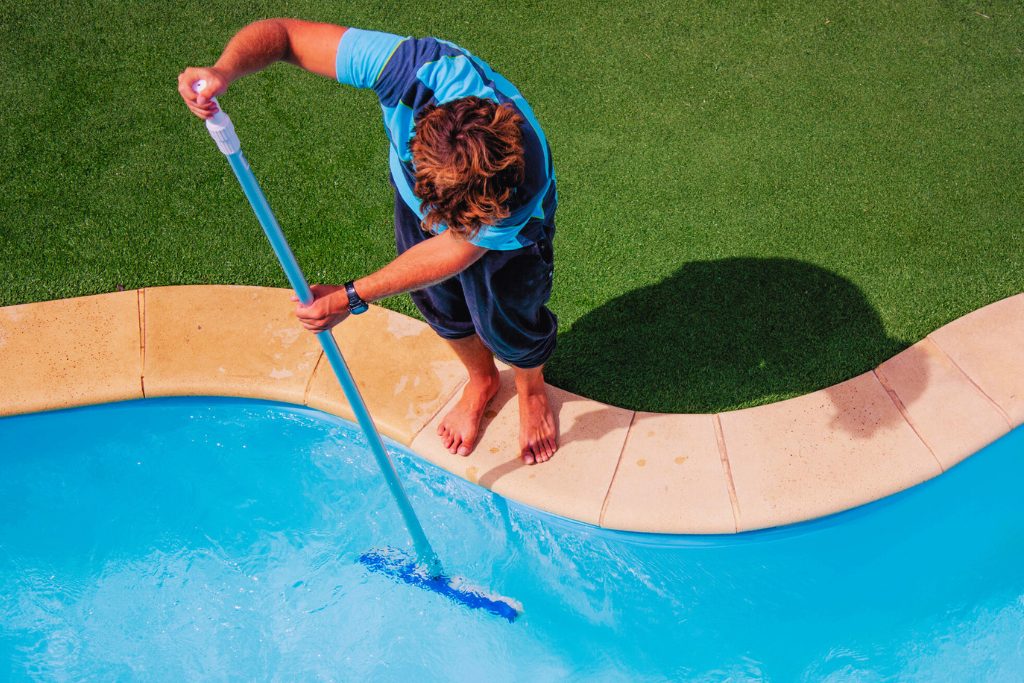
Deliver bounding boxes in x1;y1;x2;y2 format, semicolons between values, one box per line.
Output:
178;19;559;464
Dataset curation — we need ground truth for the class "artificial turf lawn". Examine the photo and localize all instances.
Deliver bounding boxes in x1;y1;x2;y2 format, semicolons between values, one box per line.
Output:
1;1;1021;412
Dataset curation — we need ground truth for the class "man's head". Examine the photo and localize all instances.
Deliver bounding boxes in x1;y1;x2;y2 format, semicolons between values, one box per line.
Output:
411;96;525;240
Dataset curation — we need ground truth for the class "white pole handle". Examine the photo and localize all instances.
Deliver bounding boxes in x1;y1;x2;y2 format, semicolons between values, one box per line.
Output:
192;79;240;155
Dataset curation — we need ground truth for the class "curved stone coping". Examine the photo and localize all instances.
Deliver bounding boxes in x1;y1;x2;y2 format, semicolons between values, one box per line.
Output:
1;285;1021;534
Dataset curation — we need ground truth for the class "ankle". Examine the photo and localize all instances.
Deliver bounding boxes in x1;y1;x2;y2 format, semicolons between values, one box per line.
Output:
467;365;500;386
513;366;546;396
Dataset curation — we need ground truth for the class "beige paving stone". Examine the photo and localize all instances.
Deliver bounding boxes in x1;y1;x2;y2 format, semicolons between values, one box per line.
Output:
600;412;735;534
304;306;466;445
0;291;143;416
929;293;1024;427
409;368;633;525
7;285;1018;534
876;338;1011;470
720;371;942;531
143;285;322;404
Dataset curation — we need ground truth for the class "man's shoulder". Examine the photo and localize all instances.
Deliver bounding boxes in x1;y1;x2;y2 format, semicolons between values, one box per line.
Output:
372;36;462;105
375;36;524;103
377;36;467;78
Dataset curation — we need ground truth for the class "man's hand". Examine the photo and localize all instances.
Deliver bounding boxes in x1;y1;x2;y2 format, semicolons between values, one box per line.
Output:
177;66;230;120
292;284;349;332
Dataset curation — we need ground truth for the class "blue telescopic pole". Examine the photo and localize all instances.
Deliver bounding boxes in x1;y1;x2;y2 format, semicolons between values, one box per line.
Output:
192;82;443;577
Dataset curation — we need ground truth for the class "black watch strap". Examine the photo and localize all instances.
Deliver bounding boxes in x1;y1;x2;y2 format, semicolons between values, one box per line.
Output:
344;281;369;314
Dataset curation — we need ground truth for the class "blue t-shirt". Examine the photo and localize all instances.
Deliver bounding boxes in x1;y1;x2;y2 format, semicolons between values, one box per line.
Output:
335;28;556;250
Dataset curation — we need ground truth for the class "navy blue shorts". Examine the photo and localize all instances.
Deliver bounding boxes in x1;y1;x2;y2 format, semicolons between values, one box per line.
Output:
393;192;558;369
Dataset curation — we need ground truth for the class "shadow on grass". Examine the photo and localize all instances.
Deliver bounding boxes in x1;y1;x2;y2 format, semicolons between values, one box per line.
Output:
547;257;911;415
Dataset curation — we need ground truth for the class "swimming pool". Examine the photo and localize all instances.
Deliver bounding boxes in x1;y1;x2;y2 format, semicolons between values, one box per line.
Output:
2;398;1022;680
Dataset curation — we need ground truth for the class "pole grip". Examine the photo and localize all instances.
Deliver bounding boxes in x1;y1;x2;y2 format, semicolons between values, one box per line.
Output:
192;79;240;155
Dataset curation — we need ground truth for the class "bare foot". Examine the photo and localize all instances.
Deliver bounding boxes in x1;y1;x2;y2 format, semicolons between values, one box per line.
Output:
437;371;500;456
519;385;558;465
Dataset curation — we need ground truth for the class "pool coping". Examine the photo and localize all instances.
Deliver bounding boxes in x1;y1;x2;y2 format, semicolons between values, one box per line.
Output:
1;285;1021;534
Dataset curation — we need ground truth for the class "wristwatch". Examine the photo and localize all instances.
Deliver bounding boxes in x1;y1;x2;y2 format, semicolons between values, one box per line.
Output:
344;280;369;315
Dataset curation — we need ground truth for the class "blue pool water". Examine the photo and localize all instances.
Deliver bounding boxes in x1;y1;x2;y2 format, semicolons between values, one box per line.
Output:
1;398;1022;681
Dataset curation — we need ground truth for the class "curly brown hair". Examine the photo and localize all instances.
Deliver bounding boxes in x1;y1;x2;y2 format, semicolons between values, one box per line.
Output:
411;96;526;240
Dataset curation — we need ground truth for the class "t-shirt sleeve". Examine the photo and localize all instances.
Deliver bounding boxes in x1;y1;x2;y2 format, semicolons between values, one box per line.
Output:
467;198;543;250
468;222;526;250
335;28;406;89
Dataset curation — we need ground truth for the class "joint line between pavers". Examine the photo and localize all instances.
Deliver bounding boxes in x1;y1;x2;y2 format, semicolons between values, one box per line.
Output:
302;349;327;406
598;409;637;527
926;333;1013;429
713;414;741;533
872;368;943;471
138;288;147;398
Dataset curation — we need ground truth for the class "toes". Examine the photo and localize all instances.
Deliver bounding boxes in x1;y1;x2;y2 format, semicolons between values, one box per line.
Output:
457;438;474;457
519;428;558;465
529;436;555;463
532;438;544;461
449;435;463;455
437;422;445;436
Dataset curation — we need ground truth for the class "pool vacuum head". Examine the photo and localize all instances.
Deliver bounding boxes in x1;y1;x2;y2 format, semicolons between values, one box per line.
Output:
359;548;521;623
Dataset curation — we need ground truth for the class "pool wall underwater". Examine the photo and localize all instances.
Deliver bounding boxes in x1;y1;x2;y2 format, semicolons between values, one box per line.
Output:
1;285;1022;533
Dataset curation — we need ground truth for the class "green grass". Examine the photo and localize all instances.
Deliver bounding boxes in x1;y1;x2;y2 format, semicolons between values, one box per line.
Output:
1;1;1021;412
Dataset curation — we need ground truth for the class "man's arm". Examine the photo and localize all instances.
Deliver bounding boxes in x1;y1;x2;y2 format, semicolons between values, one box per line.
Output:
294;232;487;332
180;20;473;333
178;19;346;119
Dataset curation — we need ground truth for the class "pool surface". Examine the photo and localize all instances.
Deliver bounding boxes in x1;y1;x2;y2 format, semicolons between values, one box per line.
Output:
2;398;1022;680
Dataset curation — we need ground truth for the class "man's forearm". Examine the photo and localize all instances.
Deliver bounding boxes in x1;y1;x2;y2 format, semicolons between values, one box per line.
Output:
354;231;487;304
213;19;292;83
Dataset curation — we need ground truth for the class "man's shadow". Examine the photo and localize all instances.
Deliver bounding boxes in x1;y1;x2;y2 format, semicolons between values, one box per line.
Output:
548;257;914;422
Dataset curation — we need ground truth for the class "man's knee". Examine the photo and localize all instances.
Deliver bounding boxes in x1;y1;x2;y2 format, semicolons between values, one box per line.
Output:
486;312;558;369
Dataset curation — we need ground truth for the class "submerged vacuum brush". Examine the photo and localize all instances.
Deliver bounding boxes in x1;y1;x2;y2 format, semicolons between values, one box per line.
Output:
191;80;519;622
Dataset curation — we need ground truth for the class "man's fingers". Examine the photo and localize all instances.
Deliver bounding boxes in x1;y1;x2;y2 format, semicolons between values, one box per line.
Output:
186;103;214;120
195;92;220;108
177;68;211;101
295;303;322;319
189;109;213;121
296;309;332;331
177;78;198;103
188;99;216;111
